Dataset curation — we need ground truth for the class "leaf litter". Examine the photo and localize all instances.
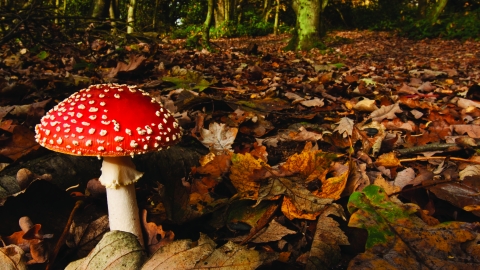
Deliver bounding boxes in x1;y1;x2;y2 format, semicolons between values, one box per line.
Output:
1;30;480;268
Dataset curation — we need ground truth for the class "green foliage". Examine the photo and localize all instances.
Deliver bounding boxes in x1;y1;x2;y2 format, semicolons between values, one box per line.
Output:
65;0;91;17
401;10;480;40
171;25;202;39
324;0;480;40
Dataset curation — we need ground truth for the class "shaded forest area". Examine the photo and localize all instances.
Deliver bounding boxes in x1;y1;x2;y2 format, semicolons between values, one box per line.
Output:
1;0;480;269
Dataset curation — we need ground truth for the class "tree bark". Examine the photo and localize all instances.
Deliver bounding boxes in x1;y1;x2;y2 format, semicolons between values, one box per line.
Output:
109;0;118;34
127;0;137;33
273;0;280;35
55;0;59;24
262;0;272;22
288;0;327;51
202;0;214;49
92;0;109;18
214;0;235;28
153;0;160;29
428;0;448;24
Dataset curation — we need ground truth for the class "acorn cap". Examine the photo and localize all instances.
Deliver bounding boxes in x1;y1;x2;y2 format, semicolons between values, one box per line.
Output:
35;83;182;157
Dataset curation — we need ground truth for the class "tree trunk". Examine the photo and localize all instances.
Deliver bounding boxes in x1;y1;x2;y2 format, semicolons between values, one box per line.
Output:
273;0;280;35
235;0;244;24
202;0;214;49
153;0;160;29
127;0;137;33
92;0;109;18
109;0;118;34
428;0;448;24
288;0;327;51
54;0;59;24
262;0;272;22
214;0;235;28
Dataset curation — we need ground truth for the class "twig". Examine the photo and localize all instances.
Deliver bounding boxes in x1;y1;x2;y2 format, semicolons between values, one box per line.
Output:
399;156;480;165
395;143;461;156
46;200;84;270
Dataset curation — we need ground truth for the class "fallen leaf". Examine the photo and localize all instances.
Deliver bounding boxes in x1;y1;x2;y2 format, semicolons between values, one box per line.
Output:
348;185;480;269
280;142;337;182
142;233;215;269
0;245;27;270
0;125;40;162
251;219;296;243
195;238;278;269
199;122;238;154
229;153;267;199
142;209;174;255
334;117;354;138
107;54;146;78
300;97;324;107
66;215;109;258
307;204;349;270
452;125;480;138
354;98;378;112
66;231;146;270
369;103;403;122
374;152;400;168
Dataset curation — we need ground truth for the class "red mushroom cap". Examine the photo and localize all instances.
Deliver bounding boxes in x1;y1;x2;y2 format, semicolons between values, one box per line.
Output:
35;84;182;157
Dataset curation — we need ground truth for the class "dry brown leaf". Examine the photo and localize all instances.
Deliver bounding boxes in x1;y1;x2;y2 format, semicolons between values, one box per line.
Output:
334;117;354;138
0;125;40;162
452;125;480;138
300;97;324;107
394;168;416;189
375;152;401;168
354;98;378;112
142;233;216;269
142;209;174;255
195;239;277;269
66;215;109;258
251;219;296;243
369;103;403;122
307;204;349;270
373;174;401;195
107;54;146;78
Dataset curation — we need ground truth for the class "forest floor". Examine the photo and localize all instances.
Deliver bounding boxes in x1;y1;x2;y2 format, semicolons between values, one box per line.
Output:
1;29;480;269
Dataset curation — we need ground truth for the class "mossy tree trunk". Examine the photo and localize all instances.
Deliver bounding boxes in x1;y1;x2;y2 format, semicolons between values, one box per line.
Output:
288;0;328;51
92;0;110;18
202;0;214;49
427;0;448;24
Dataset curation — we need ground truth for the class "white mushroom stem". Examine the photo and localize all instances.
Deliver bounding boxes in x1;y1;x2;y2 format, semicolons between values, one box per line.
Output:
99;156;144;247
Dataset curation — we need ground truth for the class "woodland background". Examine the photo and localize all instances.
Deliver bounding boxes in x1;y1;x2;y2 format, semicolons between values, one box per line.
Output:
1;0;480;269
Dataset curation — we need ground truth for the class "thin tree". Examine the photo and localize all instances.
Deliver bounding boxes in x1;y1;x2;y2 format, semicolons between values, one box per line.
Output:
273;0;280;35
127;0;137;33
427;0;448;24
202;0;214;49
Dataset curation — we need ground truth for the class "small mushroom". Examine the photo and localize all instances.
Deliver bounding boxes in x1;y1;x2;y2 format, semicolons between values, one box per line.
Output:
35;83;183;247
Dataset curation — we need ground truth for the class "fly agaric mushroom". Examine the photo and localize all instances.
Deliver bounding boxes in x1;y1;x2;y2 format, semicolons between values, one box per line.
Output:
34;83;182;247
